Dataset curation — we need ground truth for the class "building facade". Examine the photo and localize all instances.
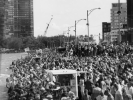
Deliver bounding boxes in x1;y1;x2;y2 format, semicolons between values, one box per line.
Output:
4;0;14;37
0;0;7;37
103;32;111;43
111;3;127;30
110;3;127;43
14;0;34;37
127;0;133;28
127;0;133;43
4;0;34;38
110;29;127;43
102;22;111;40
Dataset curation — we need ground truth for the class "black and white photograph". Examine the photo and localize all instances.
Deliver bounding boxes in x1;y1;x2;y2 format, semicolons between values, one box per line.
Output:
0;0;133;100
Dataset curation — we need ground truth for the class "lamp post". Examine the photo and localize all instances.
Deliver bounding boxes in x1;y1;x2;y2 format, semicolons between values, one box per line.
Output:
117;0;121;43
75;19;86;45
87;8;101;45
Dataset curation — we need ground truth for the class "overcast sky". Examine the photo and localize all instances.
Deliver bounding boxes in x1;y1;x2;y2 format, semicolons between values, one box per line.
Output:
33;0;126;42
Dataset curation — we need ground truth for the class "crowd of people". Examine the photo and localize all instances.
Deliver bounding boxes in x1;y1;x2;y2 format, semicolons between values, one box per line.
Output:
6;42;133;100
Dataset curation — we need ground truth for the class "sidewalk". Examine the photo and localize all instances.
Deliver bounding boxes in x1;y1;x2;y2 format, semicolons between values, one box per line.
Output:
0;74;9;100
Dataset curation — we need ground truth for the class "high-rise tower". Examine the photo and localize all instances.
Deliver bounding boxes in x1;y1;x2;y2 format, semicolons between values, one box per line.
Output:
0;0;6;37
127;0;133;28
4;0;34;38
14;0;34;37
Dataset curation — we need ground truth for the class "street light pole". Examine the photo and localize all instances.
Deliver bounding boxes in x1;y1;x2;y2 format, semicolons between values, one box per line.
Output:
118;0;121;43
87;8;101;45
87;10;89;45
68;27;69;44
75;21;76;44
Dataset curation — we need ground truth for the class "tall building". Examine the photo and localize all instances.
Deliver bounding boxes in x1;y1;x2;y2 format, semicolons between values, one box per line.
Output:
110;3;127;43
111;3;127;30
127;0;133;28
14;0;34;37
4;0;14;37
4;0;34;38
0;0;7;37
102;22;111;40
127;0;133;43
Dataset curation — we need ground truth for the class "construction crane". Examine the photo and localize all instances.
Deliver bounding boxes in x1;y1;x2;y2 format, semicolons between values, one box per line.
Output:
44;15;53;36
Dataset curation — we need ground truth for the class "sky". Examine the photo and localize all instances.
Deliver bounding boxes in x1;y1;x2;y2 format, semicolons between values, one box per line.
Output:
33;0;126;42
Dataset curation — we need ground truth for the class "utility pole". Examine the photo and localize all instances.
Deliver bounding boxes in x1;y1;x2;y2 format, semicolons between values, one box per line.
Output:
75;20;77;45
86;8;101;45
99;33;100;43
68;27;69;44
87;10;89;45
118;0;121;43
60;35;61;46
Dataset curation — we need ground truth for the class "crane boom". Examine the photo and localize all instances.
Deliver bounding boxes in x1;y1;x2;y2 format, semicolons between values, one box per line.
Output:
44;16;53;36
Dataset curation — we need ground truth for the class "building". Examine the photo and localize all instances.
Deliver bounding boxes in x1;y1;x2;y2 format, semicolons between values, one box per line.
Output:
14;0;34;37
0;0;7;37
110;3;127;43
103;32;111;43
102;22;111;40
111;3;127;30
127;0;133;43
4;0;14;37
110;28;128;43
127;0;133;28
4;0;34;38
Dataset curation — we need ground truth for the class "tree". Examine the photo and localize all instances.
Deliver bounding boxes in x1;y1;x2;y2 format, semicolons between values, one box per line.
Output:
7;37;23;50
37;36;46;49
22;36;40;49
0;35;4;48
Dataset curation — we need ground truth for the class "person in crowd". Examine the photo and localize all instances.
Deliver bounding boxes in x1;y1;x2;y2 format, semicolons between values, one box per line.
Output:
91;83;102;100
82;89;92;100
122;88;132;100
79;79;85;99
104;88;114;100
124;82;133;99
84;76;93;96
114;84;123;100
95;90;107;100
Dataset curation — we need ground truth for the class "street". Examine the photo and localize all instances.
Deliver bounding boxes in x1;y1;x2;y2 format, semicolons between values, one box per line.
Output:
0;53;27;100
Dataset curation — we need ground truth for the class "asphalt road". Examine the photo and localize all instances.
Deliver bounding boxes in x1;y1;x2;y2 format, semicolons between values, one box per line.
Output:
0;53;27;100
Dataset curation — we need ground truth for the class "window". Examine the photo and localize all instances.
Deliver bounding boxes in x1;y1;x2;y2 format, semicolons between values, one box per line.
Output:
104;25;106;28
114;20;118;22
115;17;118;19
114;13;118;16
113;4;118;7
